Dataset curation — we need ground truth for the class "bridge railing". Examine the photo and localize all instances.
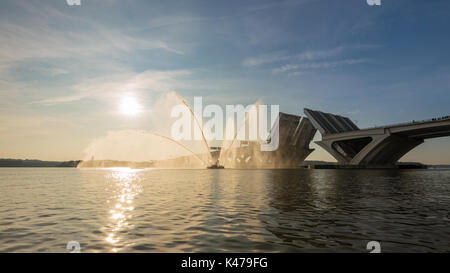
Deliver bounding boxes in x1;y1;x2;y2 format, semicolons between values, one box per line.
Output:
363;115;450;130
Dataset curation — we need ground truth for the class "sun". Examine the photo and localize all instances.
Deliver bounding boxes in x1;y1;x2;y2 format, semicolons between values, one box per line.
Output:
119;96;142;116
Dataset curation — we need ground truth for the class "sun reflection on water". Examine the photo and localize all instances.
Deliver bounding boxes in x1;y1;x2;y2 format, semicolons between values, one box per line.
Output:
104;168;142;252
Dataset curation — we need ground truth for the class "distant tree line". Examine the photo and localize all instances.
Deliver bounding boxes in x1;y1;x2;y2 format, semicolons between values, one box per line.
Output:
0;159;81;167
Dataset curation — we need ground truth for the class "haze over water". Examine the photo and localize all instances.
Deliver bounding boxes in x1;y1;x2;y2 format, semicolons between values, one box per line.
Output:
0;168;449;253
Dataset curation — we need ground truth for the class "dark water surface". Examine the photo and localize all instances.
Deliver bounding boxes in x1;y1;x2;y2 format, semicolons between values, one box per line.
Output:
0;168;449;252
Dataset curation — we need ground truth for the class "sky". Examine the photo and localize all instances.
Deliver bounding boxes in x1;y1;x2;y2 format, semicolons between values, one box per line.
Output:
0;0;449;164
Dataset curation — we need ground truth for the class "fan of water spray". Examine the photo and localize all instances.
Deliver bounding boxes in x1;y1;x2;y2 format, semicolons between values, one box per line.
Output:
219;101;261;166
138;131;208;167
174;94;213;164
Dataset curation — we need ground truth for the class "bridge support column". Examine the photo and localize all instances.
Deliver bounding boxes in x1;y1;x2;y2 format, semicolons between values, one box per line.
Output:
315;140;351;164
319;133;424;167
351;134;424;166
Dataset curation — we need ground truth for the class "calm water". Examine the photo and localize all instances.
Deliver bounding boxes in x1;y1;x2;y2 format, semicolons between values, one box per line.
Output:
0;168;449;253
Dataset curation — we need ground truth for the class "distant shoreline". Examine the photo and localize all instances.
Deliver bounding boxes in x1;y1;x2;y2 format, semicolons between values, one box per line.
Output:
1;158;449;169
0;159;80;168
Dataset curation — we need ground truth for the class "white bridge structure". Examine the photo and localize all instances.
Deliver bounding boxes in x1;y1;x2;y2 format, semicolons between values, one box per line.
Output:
304;108;450;167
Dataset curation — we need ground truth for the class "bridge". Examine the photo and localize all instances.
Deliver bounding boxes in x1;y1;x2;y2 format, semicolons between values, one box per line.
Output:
304;108;450;167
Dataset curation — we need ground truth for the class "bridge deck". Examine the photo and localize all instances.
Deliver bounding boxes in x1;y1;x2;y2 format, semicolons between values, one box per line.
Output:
324;117;450;139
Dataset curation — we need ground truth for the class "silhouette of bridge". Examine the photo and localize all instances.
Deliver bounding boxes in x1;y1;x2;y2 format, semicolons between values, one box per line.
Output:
304;109;450;167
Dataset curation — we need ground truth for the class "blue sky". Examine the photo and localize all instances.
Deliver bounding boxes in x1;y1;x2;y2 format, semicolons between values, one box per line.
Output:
0;0;449;163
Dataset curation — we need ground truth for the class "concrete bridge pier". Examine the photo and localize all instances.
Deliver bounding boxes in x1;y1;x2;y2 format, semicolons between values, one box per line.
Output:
317;132;424;167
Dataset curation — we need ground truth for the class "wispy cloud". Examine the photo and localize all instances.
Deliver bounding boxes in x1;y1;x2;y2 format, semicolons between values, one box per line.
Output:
30;67;69;77
244;0;315;13
242;46;344;67
272;58;371;74
0;1;183;72
242;52;288;67
31;70;191;105
0;1;189;110
243;44;377;76
0;22;183;67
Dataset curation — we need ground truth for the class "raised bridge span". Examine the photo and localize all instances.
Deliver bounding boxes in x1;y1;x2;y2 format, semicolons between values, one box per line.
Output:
304;108;450;167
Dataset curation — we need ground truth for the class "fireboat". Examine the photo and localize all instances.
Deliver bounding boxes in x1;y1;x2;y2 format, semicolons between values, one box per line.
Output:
207;160;224;169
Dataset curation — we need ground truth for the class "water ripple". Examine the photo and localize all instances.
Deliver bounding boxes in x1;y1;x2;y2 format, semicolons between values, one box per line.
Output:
0;168;449;252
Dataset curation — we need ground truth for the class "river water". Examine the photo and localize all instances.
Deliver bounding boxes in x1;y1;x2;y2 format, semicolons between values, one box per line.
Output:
0;168;449;252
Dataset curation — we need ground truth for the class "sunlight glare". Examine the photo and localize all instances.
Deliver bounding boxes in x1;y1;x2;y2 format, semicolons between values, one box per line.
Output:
119;96;142;116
